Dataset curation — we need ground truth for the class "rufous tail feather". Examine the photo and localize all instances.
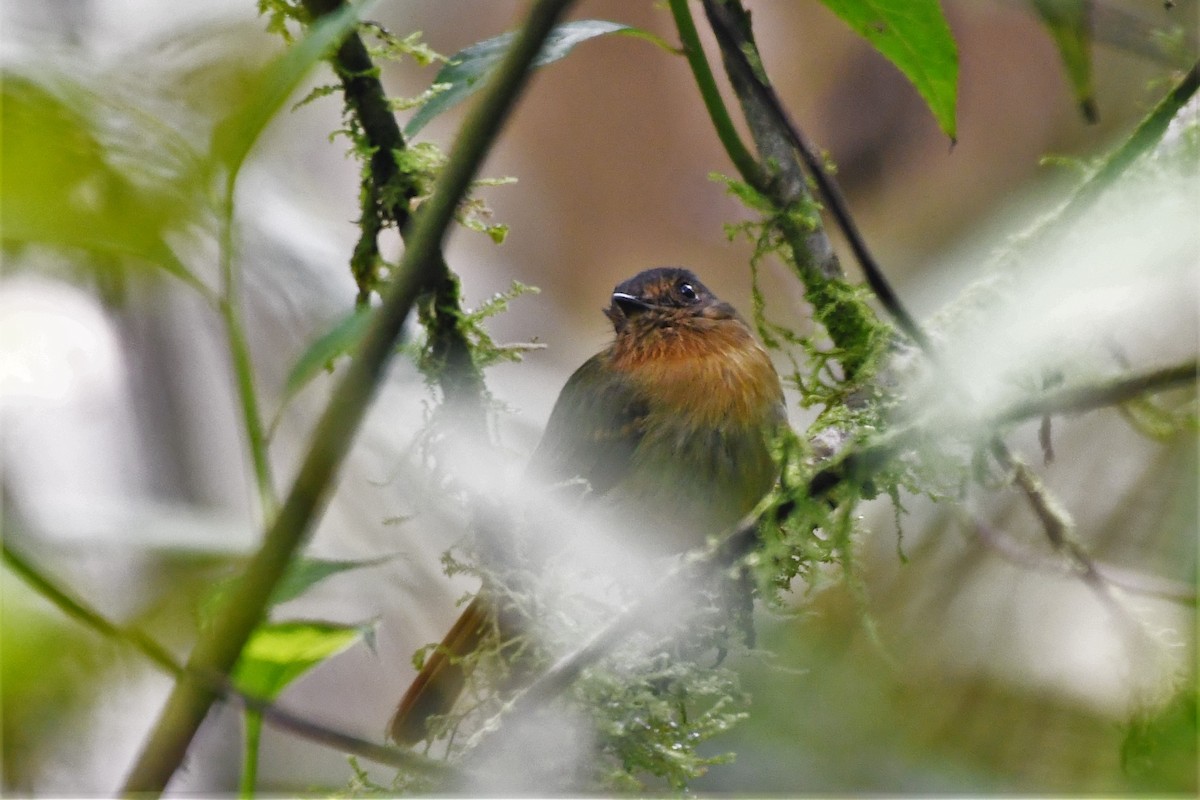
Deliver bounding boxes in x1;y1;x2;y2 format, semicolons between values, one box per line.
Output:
388;595;489;744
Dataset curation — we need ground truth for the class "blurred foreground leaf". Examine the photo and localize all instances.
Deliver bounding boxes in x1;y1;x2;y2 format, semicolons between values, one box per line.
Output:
1122;688;1199;792
201;554;389;626
1031;0;1098;122
404;19;673;137
282;307;373;401
233;619;367;700
818;0;959;140
270;554;393;607
211;0;367;176
0;75;201;288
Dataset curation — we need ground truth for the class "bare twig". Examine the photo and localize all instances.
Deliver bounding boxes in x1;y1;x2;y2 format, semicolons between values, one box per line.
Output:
993;360;1198;426
969;516;1196;605
987;441;1142;629
120;2;575;793
1;542;451;775
987;360;1196;602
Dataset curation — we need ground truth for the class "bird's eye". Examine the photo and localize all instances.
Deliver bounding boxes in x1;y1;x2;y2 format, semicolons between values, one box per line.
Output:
678;282;698;302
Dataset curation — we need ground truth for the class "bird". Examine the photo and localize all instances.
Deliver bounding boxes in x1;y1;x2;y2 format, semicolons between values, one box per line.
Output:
388;266;786;745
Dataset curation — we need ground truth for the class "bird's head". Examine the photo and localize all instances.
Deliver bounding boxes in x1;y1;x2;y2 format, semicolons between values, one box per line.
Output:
603;267;737;336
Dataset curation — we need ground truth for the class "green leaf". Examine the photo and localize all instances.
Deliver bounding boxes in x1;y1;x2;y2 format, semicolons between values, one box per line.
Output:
1031;0;1098;123
404;20;674;137
282;307;374;400
270;555;393;607
1121;688;1198;791
200;555;389;629
212;0;368;175
0;74;204;290
818;0;959;141
233;620;367;700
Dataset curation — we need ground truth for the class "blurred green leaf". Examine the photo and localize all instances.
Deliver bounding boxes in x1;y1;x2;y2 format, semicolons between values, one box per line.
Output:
233;620;366;700
1121;688;1198;792
282;307;373;400
0;75;202;289
211;0;367;175
404;20;674;138
1031;0;1098;122
818;0;959;140
201;554;389;627
1;580;115;786
270;554;393;607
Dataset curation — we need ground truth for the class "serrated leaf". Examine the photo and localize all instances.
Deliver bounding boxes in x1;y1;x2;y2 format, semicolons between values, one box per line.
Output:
1031;0;1098;122
283;307;373;400
233;620;367;700
818;0;959;141
212;0;368;174
404;20;673;137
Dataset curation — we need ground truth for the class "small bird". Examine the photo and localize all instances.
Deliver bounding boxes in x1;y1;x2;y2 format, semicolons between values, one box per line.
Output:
388;266;786;744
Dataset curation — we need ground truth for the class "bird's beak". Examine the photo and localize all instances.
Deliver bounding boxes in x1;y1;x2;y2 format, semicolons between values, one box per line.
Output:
611;291;651;315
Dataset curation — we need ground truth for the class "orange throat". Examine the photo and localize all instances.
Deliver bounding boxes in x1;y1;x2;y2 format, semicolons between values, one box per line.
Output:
609;317;782;429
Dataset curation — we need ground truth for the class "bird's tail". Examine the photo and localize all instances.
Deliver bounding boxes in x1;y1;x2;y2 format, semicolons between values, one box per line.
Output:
388;595;490;745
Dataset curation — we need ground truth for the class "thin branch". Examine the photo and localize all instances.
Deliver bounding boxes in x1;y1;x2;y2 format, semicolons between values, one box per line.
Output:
666;0;762;186
701;0;931;352
120;2;575;793
992;360;1198;426
301;0;488;423
1070;60;1199;213
218;187;277;519
983;445;1183;671
1;543;450;775
968;516;1197;606
991;362;1195;592
989;442;1134;617
700;0;841;282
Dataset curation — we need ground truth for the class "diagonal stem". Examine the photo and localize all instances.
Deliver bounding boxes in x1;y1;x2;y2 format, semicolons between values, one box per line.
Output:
1;542;451;775
119;1;576;794
701;0;929;351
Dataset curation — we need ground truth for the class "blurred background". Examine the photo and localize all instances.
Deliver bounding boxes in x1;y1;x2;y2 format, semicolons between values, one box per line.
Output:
2;0;1197;794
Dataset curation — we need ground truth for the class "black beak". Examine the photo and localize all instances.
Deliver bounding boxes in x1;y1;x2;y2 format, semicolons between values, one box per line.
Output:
611;291;650;315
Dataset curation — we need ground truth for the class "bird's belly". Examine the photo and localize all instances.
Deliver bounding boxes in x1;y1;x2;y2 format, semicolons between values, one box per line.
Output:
606;420;777;554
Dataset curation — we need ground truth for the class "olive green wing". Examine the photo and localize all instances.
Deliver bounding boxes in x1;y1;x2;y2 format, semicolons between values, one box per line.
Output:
527;353;648;496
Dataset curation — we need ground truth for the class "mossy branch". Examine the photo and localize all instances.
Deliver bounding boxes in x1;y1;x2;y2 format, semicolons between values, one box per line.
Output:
464;357;1197;755
693;0;931;357
301;0;488;424
119;1;575;794
686;0;898;384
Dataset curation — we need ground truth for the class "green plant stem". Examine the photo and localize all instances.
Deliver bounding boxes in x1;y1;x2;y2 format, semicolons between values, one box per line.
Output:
998;60;1199;271
2;543;184;677
667;0;761;187
239;710;263;799
992;360;1198;427
1071;60;1199;210
118;1;575;794
218;189;277;518
1;542;450;776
